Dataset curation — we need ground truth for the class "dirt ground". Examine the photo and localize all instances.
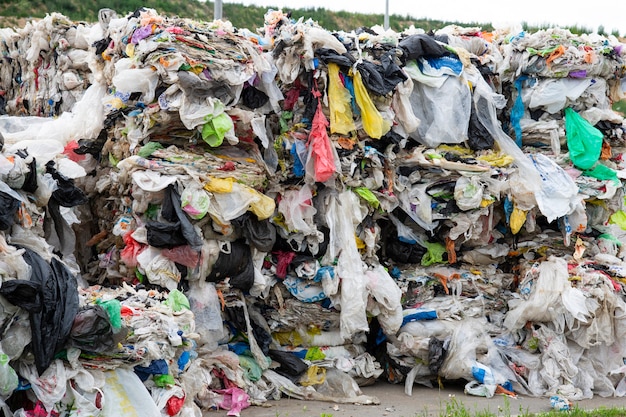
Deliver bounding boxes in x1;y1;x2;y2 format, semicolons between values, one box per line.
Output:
239;380;626;417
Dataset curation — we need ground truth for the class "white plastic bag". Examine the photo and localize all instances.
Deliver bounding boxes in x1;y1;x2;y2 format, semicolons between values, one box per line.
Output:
112;65;159;103
365;265;403;335
278;184;317;235
101;368;160;417
187;280;225;350
323;192;369;340
409;73;471;147
454;175;485;211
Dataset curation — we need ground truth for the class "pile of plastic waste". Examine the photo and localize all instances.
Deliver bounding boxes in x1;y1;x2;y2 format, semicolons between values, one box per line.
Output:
0;6;626;416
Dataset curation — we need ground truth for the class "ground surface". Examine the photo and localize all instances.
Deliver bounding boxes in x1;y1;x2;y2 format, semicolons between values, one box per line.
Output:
240;380;626;417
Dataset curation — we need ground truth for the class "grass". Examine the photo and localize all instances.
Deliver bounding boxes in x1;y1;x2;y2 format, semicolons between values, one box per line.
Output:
413;396;626;417
272;396;626;417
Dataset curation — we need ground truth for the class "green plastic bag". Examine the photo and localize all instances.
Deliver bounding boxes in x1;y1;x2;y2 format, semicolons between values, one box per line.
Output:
421;241;446;266
609;210;626;230
137;141;164;158
163;289;191;312
239;355;263;382
564;107;603;170
583;163;618;182
97;299;122;330
202;112;234;147
353;187;380;209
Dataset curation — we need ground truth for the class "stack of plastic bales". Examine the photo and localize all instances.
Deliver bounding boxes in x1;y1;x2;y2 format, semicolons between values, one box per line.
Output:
0;13;95;117
1;6;626;417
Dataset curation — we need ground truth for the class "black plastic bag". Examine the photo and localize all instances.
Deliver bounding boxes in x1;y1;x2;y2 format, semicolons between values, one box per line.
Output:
467;96;495;151
428;337;447;375
162;185;203;251
206;239;254;291
44;200;77;258
146;221;189;248
315;48;355;68
69;305;118;353
46;161;88;207
147;185;203;250
356;53;407;96
15;150;38;193
241;85;269;109
398;34;449;63
0;279;41;312
269;349;308;377
0;191;20;230
384;239;425;264
231;213;276;252
20;247;79;374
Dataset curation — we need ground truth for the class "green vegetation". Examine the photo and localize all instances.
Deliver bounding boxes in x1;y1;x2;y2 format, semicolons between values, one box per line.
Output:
415;396;626;417
0;0;619;36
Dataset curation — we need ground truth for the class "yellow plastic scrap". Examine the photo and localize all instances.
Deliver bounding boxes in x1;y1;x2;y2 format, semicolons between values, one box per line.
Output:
273;331;303;347
248;191;276;220
480;197;495;208
125;43;135;58
328;63;356;135
299;365;326;386
477;152;514;167
204;176;234;193
203;176;275;220
351;68;390;139
437;145;474;156
509;205;527;234
355;234;366;249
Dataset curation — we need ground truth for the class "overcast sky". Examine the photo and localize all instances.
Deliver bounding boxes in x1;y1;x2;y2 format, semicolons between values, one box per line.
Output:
227;0;626;35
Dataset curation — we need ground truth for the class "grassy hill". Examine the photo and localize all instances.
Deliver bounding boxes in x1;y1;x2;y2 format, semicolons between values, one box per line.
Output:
0;0;610;36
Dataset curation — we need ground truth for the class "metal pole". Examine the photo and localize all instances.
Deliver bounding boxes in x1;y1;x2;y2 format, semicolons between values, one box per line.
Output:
384;0;389;30
215;0;223;20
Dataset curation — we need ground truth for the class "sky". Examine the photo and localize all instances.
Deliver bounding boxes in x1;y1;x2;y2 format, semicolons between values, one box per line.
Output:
227;0;626;36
